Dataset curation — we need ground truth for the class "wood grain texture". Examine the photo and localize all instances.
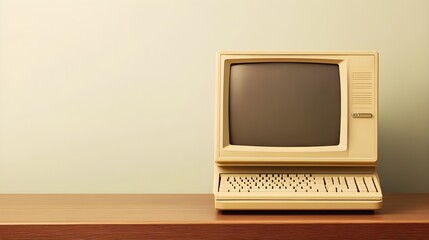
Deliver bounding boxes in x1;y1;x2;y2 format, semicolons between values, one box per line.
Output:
0;194;428;239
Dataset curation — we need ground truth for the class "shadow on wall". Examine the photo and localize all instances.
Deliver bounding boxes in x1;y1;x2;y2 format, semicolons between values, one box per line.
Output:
378;114;429;192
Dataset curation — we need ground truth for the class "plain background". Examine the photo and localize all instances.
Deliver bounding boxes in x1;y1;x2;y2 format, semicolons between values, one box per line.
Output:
0;0;428;193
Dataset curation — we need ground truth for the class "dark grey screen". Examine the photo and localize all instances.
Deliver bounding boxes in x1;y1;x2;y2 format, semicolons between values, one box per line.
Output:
229;62;341;147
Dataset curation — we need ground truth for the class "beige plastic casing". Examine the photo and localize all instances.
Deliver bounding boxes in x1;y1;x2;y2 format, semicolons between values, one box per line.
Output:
213;51;381;210
216;52;378;166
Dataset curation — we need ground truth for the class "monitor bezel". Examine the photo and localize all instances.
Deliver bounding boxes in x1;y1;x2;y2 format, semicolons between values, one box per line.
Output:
221;57;348;153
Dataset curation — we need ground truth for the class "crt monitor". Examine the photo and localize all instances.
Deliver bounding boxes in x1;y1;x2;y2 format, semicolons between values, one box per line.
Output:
215;52;378;165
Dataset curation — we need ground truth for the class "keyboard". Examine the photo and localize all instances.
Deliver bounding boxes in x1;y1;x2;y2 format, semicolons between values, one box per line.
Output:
219;173;380;194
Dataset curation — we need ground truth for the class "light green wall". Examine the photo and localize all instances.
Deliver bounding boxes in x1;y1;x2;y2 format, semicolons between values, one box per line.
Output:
0;0;428;193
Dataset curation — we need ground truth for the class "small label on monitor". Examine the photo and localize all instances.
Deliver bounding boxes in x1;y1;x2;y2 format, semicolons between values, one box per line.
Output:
352;113;373;118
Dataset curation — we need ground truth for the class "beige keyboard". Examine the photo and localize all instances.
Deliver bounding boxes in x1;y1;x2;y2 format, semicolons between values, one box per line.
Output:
219;173;379;193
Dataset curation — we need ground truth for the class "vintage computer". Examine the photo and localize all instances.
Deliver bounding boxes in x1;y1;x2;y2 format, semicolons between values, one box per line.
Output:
213;51;382;210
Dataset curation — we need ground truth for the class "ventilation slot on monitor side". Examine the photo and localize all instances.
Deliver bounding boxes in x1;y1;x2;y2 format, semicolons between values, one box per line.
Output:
351;72;373;108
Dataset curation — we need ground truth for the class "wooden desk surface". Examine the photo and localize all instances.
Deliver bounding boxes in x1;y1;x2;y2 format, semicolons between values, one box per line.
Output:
0;193;428;239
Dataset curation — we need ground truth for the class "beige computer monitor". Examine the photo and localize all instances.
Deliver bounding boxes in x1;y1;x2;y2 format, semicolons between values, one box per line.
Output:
215;51;378;167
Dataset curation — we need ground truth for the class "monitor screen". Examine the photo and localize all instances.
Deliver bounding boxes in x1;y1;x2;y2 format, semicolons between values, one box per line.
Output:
229;62;341;147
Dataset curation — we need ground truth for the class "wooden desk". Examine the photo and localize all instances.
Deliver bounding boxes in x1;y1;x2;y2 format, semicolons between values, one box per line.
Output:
0;194;428;239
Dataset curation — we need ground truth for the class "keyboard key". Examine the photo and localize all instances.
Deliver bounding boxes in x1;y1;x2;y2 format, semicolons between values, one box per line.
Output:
364;176;377;192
